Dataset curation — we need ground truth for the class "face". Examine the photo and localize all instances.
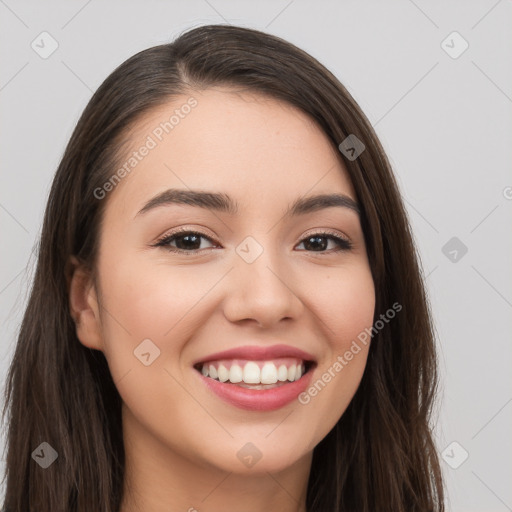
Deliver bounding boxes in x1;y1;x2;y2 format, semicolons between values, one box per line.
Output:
73;87;375;476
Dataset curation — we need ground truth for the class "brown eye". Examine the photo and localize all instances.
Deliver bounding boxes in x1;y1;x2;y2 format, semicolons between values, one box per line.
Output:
155;230;217;254
296;233;352;252
154;229;352;255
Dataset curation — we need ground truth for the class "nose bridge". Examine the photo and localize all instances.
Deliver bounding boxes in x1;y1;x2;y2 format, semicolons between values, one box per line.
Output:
223;234;303;325
236;234;290;297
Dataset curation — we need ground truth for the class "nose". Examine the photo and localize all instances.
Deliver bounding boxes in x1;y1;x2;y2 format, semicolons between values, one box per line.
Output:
222;245;305;328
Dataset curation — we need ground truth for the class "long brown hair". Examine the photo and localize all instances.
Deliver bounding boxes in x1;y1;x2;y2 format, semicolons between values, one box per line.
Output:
1;24;444;512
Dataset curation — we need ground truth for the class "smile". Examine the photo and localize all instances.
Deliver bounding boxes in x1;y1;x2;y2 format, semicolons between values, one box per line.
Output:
192;344;317;411
195;358;311;386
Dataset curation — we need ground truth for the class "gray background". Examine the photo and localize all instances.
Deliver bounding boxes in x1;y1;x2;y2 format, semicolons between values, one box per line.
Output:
1;1;511;510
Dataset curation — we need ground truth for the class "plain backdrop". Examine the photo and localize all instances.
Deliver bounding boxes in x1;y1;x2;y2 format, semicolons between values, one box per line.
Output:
1;1;511;510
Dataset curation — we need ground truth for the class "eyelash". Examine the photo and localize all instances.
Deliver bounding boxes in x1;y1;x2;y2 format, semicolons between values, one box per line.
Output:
153;227;353;255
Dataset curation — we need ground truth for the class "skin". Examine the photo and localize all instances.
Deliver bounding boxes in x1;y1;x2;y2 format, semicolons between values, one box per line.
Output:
69;87;375;512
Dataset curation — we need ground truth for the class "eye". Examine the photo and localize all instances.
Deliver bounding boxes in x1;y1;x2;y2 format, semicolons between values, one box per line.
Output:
154;229;218;255
153;228;353;255
295;231;352;253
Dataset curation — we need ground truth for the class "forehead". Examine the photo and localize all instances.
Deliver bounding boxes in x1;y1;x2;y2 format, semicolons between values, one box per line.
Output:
104;87;356;219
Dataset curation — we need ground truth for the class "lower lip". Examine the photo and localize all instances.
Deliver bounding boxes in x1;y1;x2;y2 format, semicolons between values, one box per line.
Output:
197;368;314;411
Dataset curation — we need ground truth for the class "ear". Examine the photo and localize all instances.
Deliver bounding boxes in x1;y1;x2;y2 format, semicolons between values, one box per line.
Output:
67;256;104;351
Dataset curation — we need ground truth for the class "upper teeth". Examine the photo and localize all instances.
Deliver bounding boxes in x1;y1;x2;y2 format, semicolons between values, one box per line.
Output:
200;360;306;384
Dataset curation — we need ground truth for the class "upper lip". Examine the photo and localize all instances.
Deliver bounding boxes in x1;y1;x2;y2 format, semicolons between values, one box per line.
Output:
193;344;317;365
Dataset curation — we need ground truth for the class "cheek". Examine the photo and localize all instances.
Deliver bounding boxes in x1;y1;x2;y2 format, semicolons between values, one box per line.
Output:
308;263;375;345
297;264;374;432
95;258;218;445
324;264;375;379
96;255;222;374
117;271;206;337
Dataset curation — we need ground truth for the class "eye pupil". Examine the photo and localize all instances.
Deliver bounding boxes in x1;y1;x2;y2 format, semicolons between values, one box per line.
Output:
304;236;327;251
176;234;201;250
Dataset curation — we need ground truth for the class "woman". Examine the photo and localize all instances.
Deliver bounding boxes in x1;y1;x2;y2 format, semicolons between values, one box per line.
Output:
1;24;444;512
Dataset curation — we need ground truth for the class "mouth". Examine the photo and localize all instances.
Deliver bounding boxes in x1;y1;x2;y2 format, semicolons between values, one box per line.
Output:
193;358;316;389
192;345;317;411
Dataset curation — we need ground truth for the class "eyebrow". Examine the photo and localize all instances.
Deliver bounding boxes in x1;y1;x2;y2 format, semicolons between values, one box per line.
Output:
135;188;360;218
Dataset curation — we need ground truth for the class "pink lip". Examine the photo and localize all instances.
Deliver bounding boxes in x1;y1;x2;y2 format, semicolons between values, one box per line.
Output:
193;344;316;366
196;368;315;411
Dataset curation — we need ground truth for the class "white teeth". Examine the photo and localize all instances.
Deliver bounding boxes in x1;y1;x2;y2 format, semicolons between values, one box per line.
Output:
208;364;218;380
260;362;278;384
243;362;260;384
229;364;243;383
217;364;229;382
277;364;288;381
199;360;308;384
